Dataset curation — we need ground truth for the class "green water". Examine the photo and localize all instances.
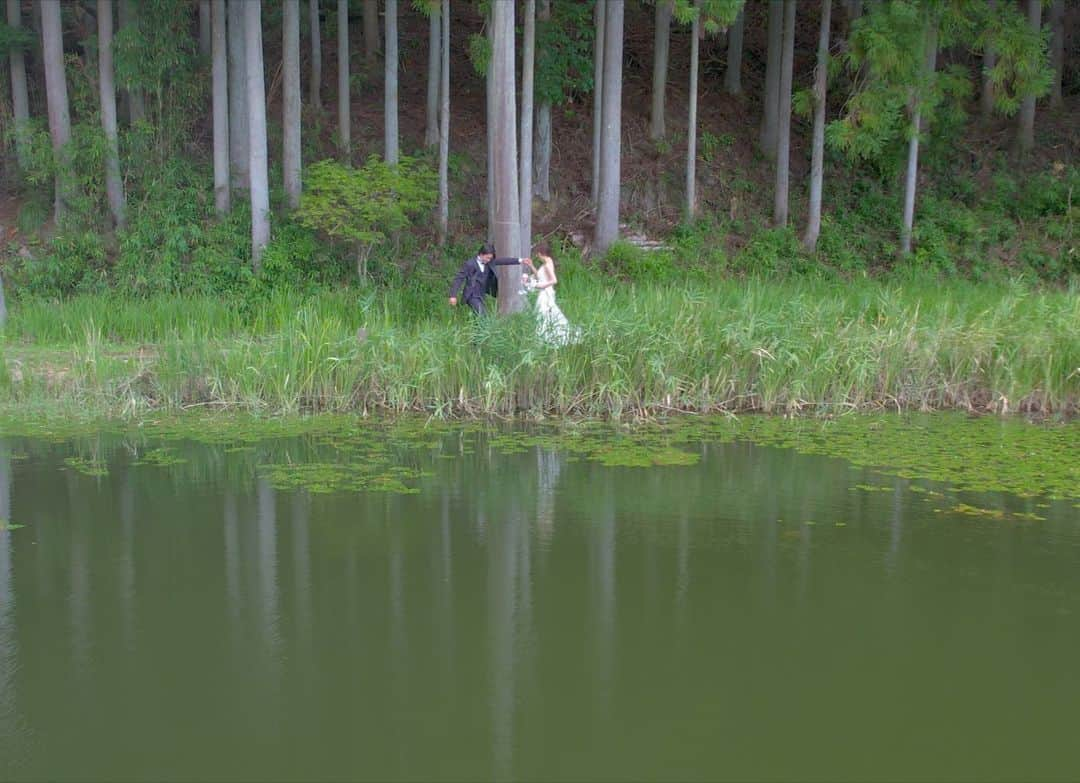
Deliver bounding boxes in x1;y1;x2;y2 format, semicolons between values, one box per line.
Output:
0;422;1078;782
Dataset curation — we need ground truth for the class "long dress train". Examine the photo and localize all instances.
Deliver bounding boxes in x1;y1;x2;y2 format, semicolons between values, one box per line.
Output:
530;267;580;346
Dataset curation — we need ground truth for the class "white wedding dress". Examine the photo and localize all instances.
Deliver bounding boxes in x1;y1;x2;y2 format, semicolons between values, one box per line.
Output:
526;265;580;346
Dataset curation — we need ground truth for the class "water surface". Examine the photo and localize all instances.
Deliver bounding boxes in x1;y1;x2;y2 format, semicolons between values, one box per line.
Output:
0;423;1078;781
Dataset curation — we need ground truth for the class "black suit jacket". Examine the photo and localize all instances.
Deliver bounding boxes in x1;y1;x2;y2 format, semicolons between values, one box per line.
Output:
449;256;521;303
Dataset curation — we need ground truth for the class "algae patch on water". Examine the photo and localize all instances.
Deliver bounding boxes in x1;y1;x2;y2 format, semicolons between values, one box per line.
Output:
2;410;1076;502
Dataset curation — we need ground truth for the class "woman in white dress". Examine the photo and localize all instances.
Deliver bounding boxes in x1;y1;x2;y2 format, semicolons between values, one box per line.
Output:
523;244;580;346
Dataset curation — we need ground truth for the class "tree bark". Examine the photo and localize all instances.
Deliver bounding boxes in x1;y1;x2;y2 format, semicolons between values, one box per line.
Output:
773;0;796;227
98;0;126;229
6;0;30;169
650;0;672;140
761;0;783;159
520;0;536;250
425;4;440;146
309;0;322;108
535;0;552;202
686;2;700;220
41;0;73;222
491;0;522;313
245;0;271;270
438;0;449;244
384;0;398;164
594;0;624;256
284;0;302;208
212;0;231;214
118;0;146;125
200;0;212;56
228;0;250;189
802;0;831;251
724;6;744;95
486;15;495;242
1049;0;1064;109
364;0;379;67
1016;0;1041;156
338;0;350;155
979;0;996;120
591;0;606;208
900;15;938;257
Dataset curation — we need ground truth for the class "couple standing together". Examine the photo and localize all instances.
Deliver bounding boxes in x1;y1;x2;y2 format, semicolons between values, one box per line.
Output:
448;242;580;345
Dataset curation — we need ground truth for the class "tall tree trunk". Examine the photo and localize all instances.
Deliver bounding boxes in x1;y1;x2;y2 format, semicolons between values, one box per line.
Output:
802;0;831;251
246;0;270;270
724;6;744;95
594;0;624;255
98;0;126;229
591;0;606;208
686;3;700;220
228;0;250;189
535;0;552;203
41;0;73;222
761;0;783;158
212;0;231;214
309;0;322;108
520;0;535;250
200;0;212;56
1016;0;1041;156
486;15;495;241
900;15;938;257
118;0;146;125
650;0;672;140
338;0;350;155
284;0;302;208
384;0;398;164
491;0;522;313
980;0;996;119
438;0;449;244
6;0;31;169
425;4;440;146
1049;0;1064;109
364;0;379;67
773;0;796;227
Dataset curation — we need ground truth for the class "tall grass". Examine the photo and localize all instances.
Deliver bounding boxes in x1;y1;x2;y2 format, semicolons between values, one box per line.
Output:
2;273;1077;418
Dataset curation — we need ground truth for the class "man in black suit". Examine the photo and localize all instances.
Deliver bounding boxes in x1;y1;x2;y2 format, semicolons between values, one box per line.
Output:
448;243;529;315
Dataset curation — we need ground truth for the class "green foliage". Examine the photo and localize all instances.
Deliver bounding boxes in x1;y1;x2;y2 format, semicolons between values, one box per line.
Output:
699;131;733;163
0;20;35;56
830;0;1052;168
112;0;203;156
672;0;743;34
22;231;109;297
976;1;1053;115
297;157;437;277
468;33;491;76
535;0;595;105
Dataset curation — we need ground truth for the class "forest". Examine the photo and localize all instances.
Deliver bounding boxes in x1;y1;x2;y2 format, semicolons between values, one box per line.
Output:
0;0;1076;417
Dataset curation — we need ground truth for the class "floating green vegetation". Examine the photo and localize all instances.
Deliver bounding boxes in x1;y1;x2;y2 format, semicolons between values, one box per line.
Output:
734;413;1080;501
2;409;1076;502
0;519;25;531
260;461;423;494
944;503;1046;522
63;456;109;477
133;447;188;467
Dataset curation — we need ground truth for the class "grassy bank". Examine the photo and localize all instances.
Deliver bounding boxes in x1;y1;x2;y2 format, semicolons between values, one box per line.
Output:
1;271;1078;419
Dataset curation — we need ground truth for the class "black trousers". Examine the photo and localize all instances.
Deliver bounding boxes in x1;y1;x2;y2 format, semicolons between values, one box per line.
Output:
466;296;486;315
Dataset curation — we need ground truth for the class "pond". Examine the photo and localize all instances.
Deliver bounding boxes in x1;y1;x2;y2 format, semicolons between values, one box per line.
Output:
0;416;1078;781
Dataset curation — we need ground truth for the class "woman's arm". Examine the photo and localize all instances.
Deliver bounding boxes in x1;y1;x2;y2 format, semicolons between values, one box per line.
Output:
539;260;557;289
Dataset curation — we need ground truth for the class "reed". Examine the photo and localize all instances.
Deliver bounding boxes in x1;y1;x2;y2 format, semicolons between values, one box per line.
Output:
2;274;1077;418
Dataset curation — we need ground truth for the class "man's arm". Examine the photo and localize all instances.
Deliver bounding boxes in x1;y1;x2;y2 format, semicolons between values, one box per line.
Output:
448;261;469;303
489;256;529;266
